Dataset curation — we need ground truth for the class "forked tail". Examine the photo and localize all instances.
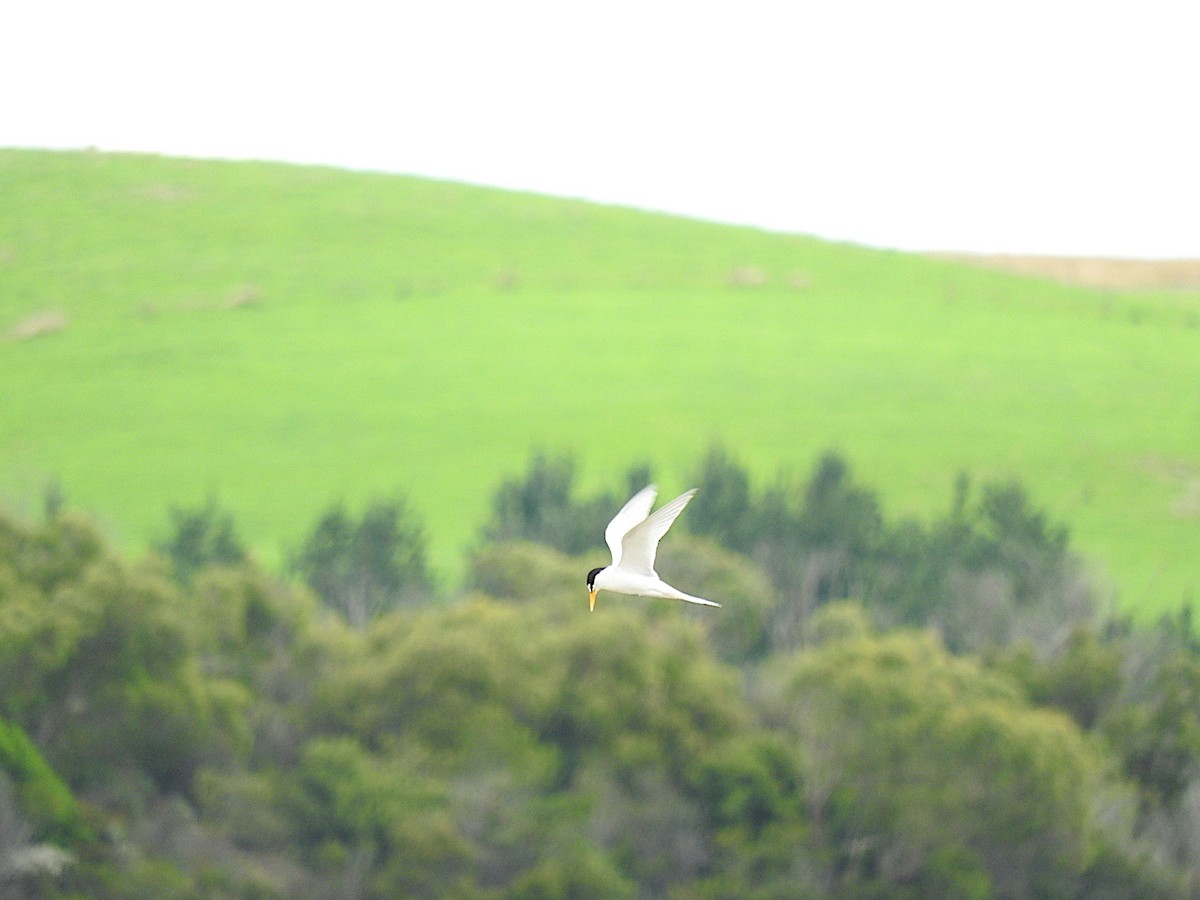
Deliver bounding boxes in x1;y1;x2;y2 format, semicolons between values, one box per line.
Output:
678;591;721;608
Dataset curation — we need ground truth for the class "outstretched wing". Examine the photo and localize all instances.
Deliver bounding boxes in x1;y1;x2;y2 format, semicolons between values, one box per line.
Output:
605;484;657;567
617;489;697;577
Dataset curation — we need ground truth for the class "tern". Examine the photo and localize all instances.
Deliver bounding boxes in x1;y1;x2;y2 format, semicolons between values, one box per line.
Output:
586;485;721;611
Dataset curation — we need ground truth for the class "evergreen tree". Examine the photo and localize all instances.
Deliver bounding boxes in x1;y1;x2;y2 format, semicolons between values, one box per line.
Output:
291;496;434;626
156;494;246;584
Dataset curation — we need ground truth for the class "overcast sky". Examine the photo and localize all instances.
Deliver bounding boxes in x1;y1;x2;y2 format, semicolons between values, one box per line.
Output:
4;0;1197;257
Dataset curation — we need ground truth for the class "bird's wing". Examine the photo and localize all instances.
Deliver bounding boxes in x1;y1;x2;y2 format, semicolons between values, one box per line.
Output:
617;489;697;577
605;484;658;567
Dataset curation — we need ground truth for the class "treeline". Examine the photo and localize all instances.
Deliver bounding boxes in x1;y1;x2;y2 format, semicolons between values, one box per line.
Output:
2;450;1199;898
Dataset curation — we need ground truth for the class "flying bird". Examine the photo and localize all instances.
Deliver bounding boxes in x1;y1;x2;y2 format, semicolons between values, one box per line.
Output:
586;485;721;611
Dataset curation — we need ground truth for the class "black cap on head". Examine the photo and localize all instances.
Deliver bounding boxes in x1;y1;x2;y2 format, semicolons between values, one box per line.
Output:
586;567;605;589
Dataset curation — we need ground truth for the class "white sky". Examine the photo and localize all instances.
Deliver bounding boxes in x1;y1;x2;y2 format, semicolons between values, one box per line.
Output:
3;0;1197;257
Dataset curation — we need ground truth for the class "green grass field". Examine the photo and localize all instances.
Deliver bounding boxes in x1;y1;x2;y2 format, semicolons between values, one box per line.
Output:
2;148;1198;615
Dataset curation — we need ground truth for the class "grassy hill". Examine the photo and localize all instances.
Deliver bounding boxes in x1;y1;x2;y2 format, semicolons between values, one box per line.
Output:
2;148;1198;616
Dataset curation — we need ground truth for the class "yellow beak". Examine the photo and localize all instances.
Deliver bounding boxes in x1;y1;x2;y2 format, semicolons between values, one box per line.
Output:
589;589;597;612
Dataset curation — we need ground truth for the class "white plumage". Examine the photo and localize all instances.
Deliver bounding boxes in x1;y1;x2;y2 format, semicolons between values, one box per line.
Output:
587;485;720;611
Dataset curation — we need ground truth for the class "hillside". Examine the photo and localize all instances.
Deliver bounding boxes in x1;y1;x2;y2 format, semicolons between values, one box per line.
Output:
2;148;1199;615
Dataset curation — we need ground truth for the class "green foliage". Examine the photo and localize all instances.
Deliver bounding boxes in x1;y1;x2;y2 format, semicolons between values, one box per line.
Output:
807;599;873;647
156;495;247;584
657;535;777;664
0;716;92;846
498;846;636;900
972;481;1070;589
189;564;312;674
479;452;620;557
0;508;106;596
1104;639;1200;806
467;540;582;611
999;627;1124;729
324;602;562;768
684;449;1093;654
6;471;1200;895
687;446;756;553
285;736;451;853
0;511;220;796
776;627;1108;897
290;496;435;626
301;597;754;895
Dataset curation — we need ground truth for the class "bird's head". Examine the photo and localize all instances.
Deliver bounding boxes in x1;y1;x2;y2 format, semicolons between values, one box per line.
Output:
586;566;605;612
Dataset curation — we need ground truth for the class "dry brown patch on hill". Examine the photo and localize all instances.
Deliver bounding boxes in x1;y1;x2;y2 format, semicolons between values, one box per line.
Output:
930;254;1200;291
7;310;68;340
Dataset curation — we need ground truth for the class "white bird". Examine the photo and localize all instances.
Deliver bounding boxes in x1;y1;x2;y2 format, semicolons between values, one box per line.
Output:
586;485;721;611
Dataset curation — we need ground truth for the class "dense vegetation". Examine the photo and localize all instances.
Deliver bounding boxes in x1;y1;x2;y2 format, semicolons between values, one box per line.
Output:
3;149;1199;615
4;452;1200;898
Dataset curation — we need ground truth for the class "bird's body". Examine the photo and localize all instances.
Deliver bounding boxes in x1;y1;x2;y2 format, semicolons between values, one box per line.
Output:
586;485;720;611
590;568;716;605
